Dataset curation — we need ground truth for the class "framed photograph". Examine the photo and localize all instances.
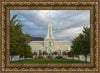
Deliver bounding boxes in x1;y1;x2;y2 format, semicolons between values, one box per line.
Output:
0;0;100;73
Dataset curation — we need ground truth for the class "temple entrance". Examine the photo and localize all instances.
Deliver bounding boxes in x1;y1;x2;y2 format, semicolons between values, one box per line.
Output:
47;48;52;55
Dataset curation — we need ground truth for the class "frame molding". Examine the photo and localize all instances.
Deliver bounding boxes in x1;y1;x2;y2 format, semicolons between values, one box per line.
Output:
0;1;99;72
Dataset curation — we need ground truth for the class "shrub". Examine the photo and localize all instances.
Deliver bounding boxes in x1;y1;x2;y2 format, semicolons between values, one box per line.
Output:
56;56;63;59
43;51;47;55
34;56;38;59
67;52;74;57
53;51;58;55
38;56;43;59
47;55;53;59
62;51;67;55
33;51;37;55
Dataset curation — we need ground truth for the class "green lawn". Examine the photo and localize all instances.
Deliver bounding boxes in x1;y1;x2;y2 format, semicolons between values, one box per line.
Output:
12;59;89;63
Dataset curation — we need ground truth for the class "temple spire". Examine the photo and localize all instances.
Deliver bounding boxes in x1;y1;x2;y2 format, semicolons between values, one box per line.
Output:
45;13;54;39
49;14;51;24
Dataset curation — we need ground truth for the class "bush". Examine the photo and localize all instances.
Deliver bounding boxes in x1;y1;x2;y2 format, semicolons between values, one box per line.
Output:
33;51;37;56
53;51;58;55
43;51;47;55
47;55;52;59
38;56;43;59
67;52;74;57
34;56;38;59
62;51;67;55
56;56;63;59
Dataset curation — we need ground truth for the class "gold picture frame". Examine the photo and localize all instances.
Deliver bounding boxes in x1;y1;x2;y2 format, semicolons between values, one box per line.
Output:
0;0;99;73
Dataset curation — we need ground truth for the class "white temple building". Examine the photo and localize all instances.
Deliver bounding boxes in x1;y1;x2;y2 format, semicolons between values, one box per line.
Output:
28;14;71;55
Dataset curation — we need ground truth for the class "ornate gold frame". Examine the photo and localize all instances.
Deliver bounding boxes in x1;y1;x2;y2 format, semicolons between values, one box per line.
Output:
0;0;99;73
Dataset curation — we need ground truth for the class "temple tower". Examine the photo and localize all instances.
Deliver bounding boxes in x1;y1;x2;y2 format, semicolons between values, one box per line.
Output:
44;14;55;55
45;14;54;39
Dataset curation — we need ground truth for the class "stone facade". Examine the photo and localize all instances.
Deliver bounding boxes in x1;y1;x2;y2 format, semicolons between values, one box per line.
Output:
28;40;71;55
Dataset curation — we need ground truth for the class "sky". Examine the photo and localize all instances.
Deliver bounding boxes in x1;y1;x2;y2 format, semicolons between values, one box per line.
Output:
10;10;90;43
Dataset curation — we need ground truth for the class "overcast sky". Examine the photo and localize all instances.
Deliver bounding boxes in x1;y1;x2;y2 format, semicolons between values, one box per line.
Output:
10;10;90;42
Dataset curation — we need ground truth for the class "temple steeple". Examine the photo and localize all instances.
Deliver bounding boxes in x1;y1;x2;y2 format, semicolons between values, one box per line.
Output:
49;14;51;24
45;14;54;39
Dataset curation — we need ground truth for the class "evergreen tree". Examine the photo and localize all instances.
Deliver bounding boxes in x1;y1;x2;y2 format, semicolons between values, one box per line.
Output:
81;27;90;62
70;26;90;62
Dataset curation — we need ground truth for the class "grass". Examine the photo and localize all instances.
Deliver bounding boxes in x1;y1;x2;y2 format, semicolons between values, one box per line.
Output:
12;59;89;63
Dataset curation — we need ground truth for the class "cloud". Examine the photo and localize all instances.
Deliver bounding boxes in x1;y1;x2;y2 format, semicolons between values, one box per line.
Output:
10;10;90;42
54;27;83;41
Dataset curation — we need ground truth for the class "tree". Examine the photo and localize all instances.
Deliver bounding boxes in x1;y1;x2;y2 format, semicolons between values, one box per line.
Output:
10;14;22;61
53;51;58;55
71;26;90;62
43;51;47;55
20;43;33;58
67;49;74;59
10;14;33;61
62;51;67;56
71;33;84;60
81;27;90;62
33;51;37;55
